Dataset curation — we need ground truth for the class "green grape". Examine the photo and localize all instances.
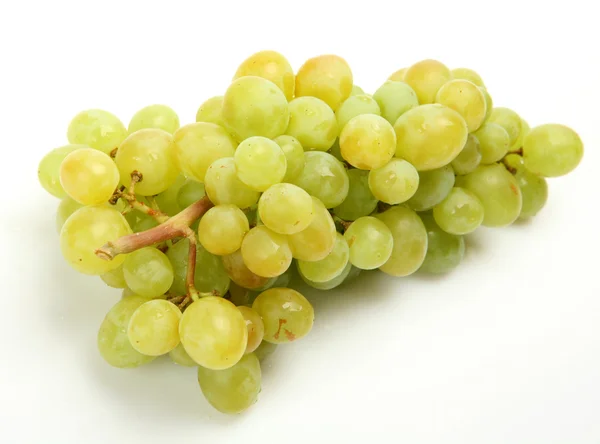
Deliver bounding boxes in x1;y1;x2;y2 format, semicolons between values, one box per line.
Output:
154;174;185;216
38;144;85;198
67;109;128;155
351;85;365;95
59;148;120;205
222;76;289;140
195;96;225;127
177;179;206;209
97;296;155;368
456;164;522;227
258;183;314;235
295;54;353;111
297;232;349;282
234;136;287;191
473;122;510;164
241;226;292;278
221;250;272;290
394;104;468;171
123;247;174;298
167;238;231;296
237;306;265;354
198;205;249;256
197;353;261;414
340;114;396;170
169;343;197;367
55;196;83;233
125;208;159;233
233;50;295;101
180;297;247;369
375;206;428;277
172;122;237;183
368;158;419;205
435;79;486;132
480;87;493;122
300;260;352;290
335;94;381;131
406;165;455;211
523;124;584;177
204;157;260;208
372;81;419;125
487;107;522;150
229;282;254;307
100;265;126;289
254;341;277;362
404;59;452;104
285;96;338;151
292;151;349;208
450;68;485;87
432;187;484;235
273;135;305;181
127;300;181;356
451;134;482;175
116;129;179;196
344;216;393;270
509;119;530;153
419;214;465;274
503;154;549;219
253;288;314;343
288;196;337;261
333;169;378;220
60;206;132;275
128;104;180;134
387;67;407;81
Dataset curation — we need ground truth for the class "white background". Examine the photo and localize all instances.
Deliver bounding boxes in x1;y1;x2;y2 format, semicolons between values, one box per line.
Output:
1;1;599;443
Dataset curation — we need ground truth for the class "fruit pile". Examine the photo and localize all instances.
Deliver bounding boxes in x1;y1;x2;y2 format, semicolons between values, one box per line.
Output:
38;51;584;414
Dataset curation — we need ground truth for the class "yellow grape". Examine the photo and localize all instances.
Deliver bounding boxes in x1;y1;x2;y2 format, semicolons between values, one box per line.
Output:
241;226;292;278
237;306;265;354
288;196;336;261
234;136;287;191
221;250;272;290
295;54;353;111
340;114;396;170
67;109;127;155
204;157;260;209
233;50;295;101
258;183;314;235
435;79;487;132
55;196;83;233
388;67;407;81
274;135;305;181
344;216;394;270
169;343;197;367
404;59;452;104
195;96;225;127
451;68;485;87
297;232;349;282
128;104;180;134
127;300;181;356
198;205;250;256
285;96;338;151
38;144;85;198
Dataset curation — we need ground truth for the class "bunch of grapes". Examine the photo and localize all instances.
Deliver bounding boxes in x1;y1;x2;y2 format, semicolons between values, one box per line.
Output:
37;51;584;415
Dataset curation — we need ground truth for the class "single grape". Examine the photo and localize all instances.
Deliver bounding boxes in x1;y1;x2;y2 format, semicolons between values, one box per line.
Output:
503;154;549;219
55;196;83;233
433;187;484;235
419;214;465;274
292;151;349;208
221;250;272;290
285;96;338;151
204;157;260;209
288;196;337;261
372;81;419;125
340;114;396;170
169;343;197;367
435;79;486;132
198;205;249;256
333;169;378;220
237;306;265;354
154;174;185;216
522;124;584;177
403;59;452;104
252;288;314;343
253;340;277;363
179;296;247;369
273;135;305;181
300;260;352;290
234;136;287;191
127;300;181;356
451;134;482;175
100;265;126;289
67;109;128;155
376;206;428;277
406;165;455;211
335;94;381;131
128;104;180;134
295;54;353;111
487;107;522;150
450;68;485;87
344;216;393;270
197;353;261;414
241;226;292;278
387;67;407;81
297;232;349;282
123;247;174;298
177;179;206;209
351;85;365;95
258;183;314;235
394;104;468;171
474;123;509;164
195;96;225;127
38;144;85;198
368;158;419;205
233;50;295;101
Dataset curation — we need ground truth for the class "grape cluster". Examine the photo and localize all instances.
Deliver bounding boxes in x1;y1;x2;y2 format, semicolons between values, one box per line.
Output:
38;51;584;415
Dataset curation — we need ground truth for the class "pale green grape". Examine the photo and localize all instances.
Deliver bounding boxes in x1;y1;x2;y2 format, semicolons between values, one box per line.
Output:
292;151;349;208
169;343;197;367
252;288;314;343
55;196;83;233
221;250;272;290
300;261;352;290
38;144;85;198
523;124;584;177
450;68;485;87
456;164;522;227
503;154;548;219
67;109;128;155
406;165;455;211
154;174;185;216
222;76;289;140
404;59;452;104
295;54;353;111
237;306;265;354
419;214;465;274
195;96;225;126
344;216;393;270
128;104;180;134
197;353;261;414
123;247;174;298
288;196;337;261
173;122;237;183
394;104;468;171
198;205;249;256
451;134;482;175
435;79;486;132
487;107;522;150
368;158;419;205
233;50;295;101
60;148;120;205
180;297;247;369
509;119;530;153
333;169;378;220
286;96;338;151
204;157;260;208
474;122;510;164
241;226;292;278
376;206;428;277
274;135;305;181
97;296;155;368
234;137;287;191
340;114;396;170
351;85;365;95
480;87;493;122
60;206;132;275
335;94;381;131
388;67;407;81
297;232;349;282
127;300;181;356
254;341;277;362
433;187;484;235
177;179;205;209
100;265;126;289
258;183;314;234
372;81;419;125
